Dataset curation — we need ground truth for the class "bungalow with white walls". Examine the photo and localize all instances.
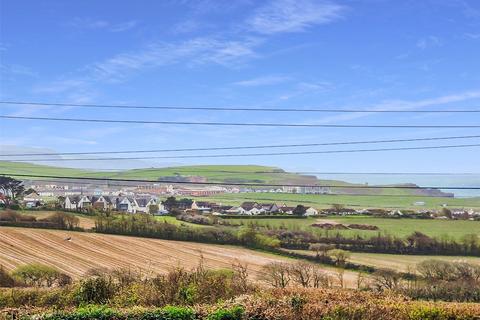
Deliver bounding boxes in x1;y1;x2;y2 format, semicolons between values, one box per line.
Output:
64;195;95;210
117;197;135;213
133;197;158;213
305;207;319;216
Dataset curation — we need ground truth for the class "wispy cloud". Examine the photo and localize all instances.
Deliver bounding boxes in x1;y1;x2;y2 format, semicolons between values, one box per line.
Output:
314;89;480;124
416;36;442;49
247;0;345;34
30;35;262;108
34;79;87;94
0;63;37;78
464;33;480;40
279;81;333;100
68;18;138;32
233;75;290;87
86;37;261;82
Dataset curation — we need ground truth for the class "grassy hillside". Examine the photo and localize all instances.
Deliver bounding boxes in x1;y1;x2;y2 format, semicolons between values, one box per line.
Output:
0;162;455;197
0;161;97;177
0;162;339;183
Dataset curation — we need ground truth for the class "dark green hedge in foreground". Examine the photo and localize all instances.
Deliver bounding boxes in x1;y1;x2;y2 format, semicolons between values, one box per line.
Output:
38;305;244;320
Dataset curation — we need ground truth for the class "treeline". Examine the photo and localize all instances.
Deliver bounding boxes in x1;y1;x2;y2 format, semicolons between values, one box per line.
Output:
94;214;280;250
373;259;480;302
0;210;81;231
94;214;480;257
269;229;480;256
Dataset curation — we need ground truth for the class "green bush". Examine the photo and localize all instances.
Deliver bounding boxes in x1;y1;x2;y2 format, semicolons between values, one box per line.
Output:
43;305;119;320
409;306;447;320
74;276;116;304
12;263;64;287
0;264;15;287
159;306;195;320
207;306;244;320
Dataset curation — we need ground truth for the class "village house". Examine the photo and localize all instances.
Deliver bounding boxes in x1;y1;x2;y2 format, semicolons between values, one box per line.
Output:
134;197;159;213
259;203;279;213
64;195;95;210
117;197;135;213
23;189;43;208
92;196;118;211
190;200;213;213
305;207;319;216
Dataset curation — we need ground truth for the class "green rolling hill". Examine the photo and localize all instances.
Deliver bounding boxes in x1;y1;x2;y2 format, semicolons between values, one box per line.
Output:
0;161;455;197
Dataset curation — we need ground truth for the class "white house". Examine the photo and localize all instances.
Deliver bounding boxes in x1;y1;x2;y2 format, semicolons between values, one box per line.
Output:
93;196;117;211
246;207;264;215
64;196;80;210
78;196;94;209
64;195;94;210
117;197;135;213
305;207;319;216
224;206;246;215
133;197;158;213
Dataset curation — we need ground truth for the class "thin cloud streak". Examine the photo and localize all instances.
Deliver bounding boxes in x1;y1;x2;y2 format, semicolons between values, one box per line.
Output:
247;0;346;34
233;75;290;87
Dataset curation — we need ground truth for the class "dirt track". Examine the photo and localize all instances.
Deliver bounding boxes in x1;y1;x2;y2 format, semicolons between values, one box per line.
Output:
0;227;359;286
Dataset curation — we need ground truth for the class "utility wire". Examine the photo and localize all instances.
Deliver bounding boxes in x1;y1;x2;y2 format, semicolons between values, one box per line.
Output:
1;115;479;128
4;143;480;161
2;173;479;189
2;135;479;157
2;100;480;113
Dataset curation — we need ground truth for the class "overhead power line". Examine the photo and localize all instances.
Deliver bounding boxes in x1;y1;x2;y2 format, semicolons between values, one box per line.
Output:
2;173;479;189
2;100;480;113
1;115;479;128
2;134;479;157
4;143;480;161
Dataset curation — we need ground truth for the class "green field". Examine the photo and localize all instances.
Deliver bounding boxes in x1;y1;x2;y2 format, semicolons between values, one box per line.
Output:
227;216;480;239
0;162;324;184
199;192;480;210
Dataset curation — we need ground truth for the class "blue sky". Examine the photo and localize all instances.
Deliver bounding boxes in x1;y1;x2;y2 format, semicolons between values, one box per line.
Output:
0;0;480;193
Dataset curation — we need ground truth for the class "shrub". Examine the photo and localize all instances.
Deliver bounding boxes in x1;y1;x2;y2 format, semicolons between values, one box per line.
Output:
43;305;119;320
74;275;116;304
11;263;64;287
40;211;80;229
371;269;403;290
0;265;15;287
161;306;195;320
327;249;351;266
0;209;36;222
207;306;244;320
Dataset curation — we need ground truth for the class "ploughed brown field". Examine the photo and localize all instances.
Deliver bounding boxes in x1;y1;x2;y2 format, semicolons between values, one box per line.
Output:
0;227;360;286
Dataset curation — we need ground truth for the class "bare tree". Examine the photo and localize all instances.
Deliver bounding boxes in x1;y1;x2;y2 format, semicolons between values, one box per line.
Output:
260;262;291;288
232;259;250;292
312;268;330;288
372;269;403;290
289;261;314;287
335;269;345;288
